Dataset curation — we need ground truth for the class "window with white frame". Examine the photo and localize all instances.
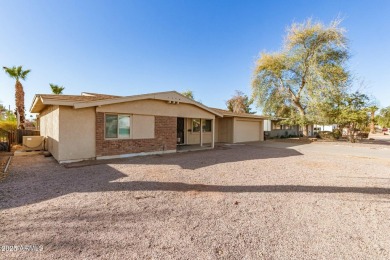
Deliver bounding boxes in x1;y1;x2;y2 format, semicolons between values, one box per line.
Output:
105;114;131;139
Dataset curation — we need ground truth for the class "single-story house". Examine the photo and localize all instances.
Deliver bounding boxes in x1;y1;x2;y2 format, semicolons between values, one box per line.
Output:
313;124;338;133
30;91;266;163
264;118;301;138
264;118;318;138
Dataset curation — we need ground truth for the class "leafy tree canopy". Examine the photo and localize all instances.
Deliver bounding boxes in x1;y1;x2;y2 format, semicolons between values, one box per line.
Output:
226;90;255;114
376;107;390;127
252;18;349;135
336;92;369;126
181;90;194;100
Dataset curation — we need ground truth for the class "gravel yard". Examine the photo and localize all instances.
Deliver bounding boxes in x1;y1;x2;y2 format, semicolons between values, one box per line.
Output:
1;140;390;259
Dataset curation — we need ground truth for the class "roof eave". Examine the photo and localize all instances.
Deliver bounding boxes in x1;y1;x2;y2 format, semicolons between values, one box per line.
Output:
42;99;77;106
233;115;267;119
30;95;77;113
29;95;42;113
73;91;223;117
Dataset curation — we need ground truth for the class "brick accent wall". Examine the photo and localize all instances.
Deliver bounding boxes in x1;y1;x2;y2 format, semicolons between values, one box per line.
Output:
96;113;177;157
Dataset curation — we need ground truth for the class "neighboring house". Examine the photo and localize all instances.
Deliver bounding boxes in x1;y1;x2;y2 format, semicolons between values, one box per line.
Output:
30;91;266;163
264;118;301;138
264;118;319;137
313;124;338;133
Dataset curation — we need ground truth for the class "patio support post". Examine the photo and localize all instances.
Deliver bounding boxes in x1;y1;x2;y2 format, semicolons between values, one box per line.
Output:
212;118;215;148
200;118;203;147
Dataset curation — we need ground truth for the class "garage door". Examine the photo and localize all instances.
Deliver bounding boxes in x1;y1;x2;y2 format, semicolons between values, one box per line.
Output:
235;120;260;142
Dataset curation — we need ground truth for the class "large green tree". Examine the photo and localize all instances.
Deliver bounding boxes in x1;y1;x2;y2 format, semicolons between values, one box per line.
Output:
226;90;255;114
252;19;349;136
336;92;370;142
3;66;31;129
50;83;65;95
376;106;390;128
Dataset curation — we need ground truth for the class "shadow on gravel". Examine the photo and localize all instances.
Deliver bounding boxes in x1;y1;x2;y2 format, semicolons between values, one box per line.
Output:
99;181;390;195
66;142;304;170
1;163;390;210
1;144;388;210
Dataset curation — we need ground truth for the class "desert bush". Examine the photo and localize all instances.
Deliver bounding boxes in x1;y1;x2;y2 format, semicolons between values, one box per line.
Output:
357;132;369;139
0;120;17;131
317;131;338;140
332;129;342;139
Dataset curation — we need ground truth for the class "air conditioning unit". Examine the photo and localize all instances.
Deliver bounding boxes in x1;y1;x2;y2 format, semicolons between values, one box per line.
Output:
23;136;45;151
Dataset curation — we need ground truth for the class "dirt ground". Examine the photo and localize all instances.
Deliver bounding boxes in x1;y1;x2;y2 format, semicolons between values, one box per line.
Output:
1;140;390;259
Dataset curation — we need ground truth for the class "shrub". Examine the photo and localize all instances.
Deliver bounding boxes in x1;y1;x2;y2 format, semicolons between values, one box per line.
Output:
357;132;369;139
332;129;342;139
0;120;17;131
317;131;337;140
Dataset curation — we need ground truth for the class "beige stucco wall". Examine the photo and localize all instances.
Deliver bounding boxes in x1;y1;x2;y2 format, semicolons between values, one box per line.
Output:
132;115;155;139
233;118;264;143
216;117;234;143
59;106;96;161
39;105;60;160
214;119;219;142
187;132;212;144
96;99;216;119
39;105;96;162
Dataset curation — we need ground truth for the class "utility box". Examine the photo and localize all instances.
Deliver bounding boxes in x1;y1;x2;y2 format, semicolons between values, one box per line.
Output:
23;136;45;151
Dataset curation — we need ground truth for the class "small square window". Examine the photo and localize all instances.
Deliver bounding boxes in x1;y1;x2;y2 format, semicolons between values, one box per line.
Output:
105;114;131;139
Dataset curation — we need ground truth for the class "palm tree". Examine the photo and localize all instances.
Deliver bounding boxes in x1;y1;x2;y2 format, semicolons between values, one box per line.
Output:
3;66;31;129
369;106;378;134
50;83;65;95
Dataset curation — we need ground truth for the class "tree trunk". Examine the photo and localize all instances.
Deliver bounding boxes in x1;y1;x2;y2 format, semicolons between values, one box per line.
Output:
349;123;356;143
296;104;308;136
15;80;25;129
370;111;375;134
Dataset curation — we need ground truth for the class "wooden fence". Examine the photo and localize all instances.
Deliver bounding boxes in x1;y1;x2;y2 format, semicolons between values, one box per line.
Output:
0;129;40;152
0;128;10;152
13;129;40;144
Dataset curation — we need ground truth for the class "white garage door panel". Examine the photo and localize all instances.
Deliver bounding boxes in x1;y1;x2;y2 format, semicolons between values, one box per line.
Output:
235;120;260;142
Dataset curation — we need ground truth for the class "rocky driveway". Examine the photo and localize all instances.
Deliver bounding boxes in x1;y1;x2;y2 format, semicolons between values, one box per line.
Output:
1;141;390;259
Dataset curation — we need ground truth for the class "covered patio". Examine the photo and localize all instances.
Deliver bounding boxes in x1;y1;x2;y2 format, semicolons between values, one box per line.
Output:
176;117;215;151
